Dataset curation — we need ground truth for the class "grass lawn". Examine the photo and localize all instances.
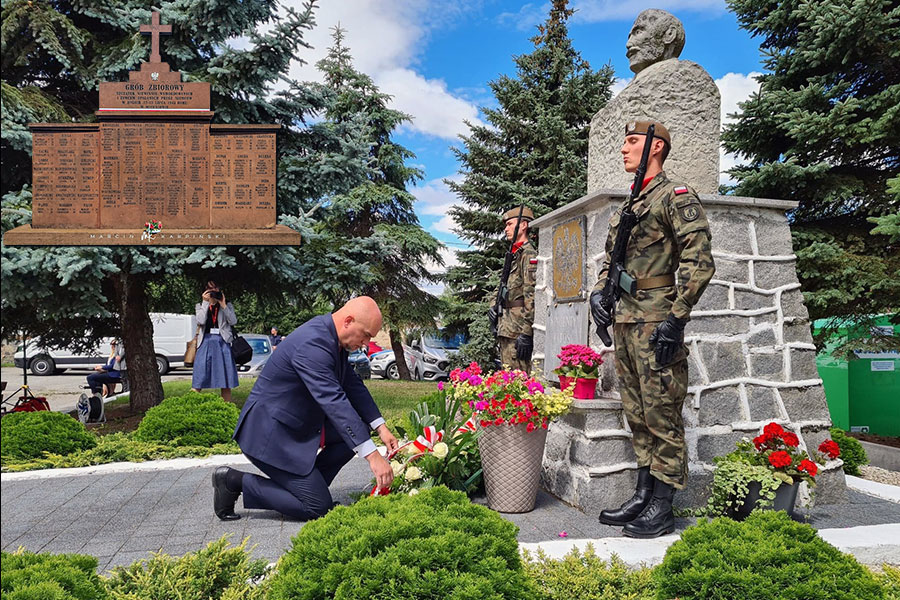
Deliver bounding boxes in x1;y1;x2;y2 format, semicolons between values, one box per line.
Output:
102;377;437;436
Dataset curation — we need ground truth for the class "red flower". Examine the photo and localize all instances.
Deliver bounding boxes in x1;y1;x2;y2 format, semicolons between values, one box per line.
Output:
798;459;818;477
780;431;799;448
768;451;792;469
526;422;535;433
763;422;785;437
819;440;841;460
753;434;768;450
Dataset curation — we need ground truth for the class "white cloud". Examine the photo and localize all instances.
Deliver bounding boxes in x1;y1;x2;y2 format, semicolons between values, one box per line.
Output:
610;77;631;98
432;214;459;234
277;1;482;139
413;175;463;217
715;71;761;185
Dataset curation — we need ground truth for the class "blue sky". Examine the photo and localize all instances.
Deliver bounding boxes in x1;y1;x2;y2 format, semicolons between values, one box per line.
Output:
280;1;764;274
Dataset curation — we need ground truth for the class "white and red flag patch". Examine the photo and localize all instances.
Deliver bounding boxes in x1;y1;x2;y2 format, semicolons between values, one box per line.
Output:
674;186;689;195
529;258;538;265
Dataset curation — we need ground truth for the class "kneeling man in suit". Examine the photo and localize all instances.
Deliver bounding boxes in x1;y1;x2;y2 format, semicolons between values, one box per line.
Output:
212;296;399;520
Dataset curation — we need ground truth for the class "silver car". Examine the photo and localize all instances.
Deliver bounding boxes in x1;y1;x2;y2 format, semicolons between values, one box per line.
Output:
236;334;272;374
370;336;456;381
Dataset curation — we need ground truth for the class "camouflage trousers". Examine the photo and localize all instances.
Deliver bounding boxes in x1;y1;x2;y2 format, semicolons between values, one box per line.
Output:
498;336;531;374
614;322;689;488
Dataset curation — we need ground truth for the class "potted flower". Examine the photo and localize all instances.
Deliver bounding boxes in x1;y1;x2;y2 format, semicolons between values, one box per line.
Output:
707;422;842;519
447;362;573;513
553;344;604;399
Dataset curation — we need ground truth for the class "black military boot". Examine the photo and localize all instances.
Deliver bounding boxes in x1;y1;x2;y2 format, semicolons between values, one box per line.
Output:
599;466;653;526
622;477;676;538
212;466;242;521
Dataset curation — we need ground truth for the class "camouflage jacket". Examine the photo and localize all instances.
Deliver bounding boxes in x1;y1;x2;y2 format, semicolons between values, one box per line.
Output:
498;241;538;338
593;172;715;323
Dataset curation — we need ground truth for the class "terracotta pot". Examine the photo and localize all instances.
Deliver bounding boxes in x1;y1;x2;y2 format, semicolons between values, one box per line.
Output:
729;480;799;520
558;375;573;390
573;377;598;400
478;422;548;513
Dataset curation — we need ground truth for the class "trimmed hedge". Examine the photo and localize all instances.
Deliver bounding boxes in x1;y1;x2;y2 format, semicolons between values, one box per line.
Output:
830;427;868;476
134;392;239;447
523;546;656;600
104;537;268;600
655;510;884;600
267;486;537;600
0;550;106;600
1;411;97;462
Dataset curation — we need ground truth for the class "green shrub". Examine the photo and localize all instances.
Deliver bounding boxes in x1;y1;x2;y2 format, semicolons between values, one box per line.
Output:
878;565;900;600
104;537;268;600
1;412;97;462
134;392;239;447
523;546;656;600
1;432;241;473
655;510;885;600
1;549;106;600
830;427;868;476
267;486;537;600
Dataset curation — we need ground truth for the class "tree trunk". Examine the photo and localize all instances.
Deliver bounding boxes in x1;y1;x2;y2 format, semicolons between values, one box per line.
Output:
113;272;164;412
389;329;412;380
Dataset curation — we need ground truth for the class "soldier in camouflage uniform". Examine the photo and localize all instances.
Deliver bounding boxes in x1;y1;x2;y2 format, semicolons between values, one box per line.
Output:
590;121;715;538
488;206;538;373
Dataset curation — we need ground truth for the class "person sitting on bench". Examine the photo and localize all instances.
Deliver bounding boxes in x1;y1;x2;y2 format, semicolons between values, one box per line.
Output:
86;340;123;397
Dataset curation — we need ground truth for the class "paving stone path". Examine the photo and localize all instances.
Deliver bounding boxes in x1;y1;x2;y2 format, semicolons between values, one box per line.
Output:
3;457;899;573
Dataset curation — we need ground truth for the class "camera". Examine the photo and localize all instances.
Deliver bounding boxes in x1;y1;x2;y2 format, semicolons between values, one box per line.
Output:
208;290;223;300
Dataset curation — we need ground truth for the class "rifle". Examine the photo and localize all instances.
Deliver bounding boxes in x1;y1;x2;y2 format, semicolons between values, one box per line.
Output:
595;124;656;346
491;204;526;336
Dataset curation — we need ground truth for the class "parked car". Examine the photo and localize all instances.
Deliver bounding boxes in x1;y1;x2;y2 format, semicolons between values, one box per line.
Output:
236;333;272;374
370;332;465;381
349;347;371;379
12;313;195;376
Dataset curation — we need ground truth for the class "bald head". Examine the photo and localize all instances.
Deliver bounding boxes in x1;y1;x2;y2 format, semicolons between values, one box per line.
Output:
626;9;685;74
332;296;382;351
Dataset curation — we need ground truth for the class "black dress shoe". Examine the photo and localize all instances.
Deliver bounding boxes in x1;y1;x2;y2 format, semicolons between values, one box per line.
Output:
623;479;676;538
212;466;241;521
599;466;653;526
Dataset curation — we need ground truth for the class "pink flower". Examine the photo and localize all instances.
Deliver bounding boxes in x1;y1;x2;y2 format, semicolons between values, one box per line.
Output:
437;381;444;391
526;381;545;394
558;531;568;538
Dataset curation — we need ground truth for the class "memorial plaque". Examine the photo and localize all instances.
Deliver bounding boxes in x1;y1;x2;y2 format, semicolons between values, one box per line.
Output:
31;125;100;228
552;216;586;302
5;11;296;247
99;122;209;228
209;127;278;229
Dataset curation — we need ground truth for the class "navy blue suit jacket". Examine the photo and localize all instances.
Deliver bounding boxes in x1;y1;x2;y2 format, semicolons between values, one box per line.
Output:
233;314;381;476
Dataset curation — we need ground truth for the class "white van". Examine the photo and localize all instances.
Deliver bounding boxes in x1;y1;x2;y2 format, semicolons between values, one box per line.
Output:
13;313;195;376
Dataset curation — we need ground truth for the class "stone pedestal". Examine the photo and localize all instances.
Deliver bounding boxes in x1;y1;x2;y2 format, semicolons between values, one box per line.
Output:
533;190;847;510
588;59;721;195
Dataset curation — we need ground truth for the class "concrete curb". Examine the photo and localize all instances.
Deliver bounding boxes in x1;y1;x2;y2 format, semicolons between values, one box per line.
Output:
1;454;249;481
846;475;900;504
520;523;900;568
859;440;900;472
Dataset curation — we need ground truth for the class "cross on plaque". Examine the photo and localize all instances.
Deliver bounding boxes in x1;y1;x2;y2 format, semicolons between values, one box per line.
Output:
139;11;172;64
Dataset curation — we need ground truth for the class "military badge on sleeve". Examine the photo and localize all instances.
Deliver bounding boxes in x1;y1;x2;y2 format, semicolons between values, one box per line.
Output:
681;204;700;222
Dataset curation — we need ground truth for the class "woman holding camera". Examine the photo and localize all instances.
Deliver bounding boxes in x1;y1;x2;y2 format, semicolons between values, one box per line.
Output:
192;280;239;402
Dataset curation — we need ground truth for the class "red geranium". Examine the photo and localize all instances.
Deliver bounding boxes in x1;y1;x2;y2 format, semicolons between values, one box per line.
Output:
798;459;818;477
763;422;785;437
818;440;841;460
768;450;793;469
780;431;799;448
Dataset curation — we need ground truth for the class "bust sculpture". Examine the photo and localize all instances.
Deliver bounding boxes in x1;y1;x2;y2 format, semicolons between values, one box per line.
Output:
588;9;721;194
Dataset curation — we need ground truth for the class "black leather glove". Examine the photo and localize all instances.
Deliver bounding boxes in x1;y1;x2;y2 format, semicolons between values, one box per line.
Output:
487;305;499;337
515;334;533;361
589;290;612;330
649;314;688;367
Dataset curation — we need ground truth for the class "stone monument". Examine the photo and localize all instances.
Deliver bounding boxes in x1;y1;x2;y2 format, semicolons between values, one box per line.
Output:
4;12;299;247
532;13;845;511
588;9;720;194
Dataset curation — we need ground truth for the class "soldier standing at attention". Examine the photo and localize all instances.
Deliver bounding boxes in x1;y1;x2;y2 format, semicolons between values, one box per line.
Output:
488;206;538;373
590;121;715;538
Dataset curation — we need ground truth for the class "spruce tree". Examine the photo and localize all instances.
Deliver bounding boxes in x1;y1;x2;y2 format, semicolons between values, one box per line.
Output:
444;0;615;364
314;28;443;379
1;1;370;410
722;0;899;345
